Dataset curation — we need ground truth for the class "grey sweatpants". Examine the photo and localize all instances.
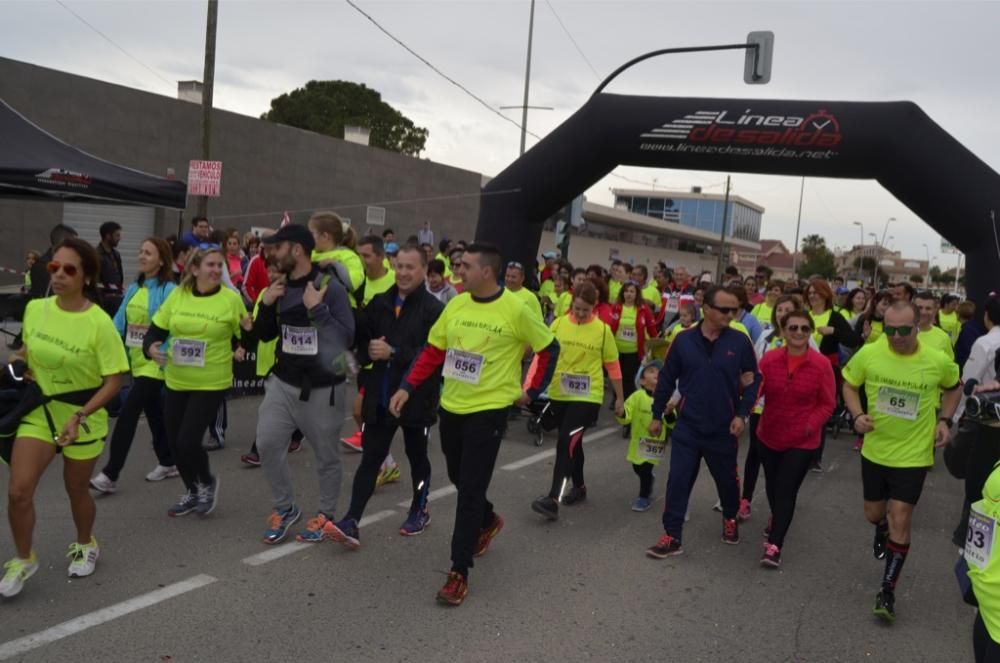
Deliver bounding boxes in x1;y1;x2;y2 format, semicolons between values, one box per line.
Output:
256;375;346;515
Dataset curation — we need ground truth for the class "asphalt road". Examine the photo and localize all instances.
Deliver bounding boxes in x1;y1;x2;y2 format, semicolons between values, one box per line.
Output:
0;394;976;662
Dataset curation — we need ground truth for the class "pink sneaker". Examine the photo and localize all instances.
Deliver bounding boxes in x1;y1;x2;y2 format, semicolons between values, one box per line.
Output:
737;498;752;522
339;431;363;453
853;437;863;452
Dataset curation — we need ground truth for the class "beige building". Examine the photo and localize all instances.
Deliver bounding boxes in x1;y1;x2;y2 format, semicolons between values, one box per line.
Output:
836;244;929;284
730;239;798;282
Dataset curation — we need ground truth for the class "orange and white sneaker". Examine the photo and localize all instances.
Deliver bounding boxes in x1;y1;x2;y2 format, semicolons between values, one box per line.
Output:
340;431;363;453
473;514;504;557
296;512;333;543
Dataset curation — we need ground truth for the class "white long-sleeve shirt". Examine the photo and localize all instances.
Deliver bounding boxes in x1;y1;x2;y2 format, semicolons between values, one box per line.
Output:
957;325;1000;419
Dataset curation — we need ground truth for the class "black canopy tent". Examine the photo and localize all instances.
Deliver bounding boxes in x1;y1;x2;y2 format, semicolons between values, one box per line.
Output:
0;98;187;209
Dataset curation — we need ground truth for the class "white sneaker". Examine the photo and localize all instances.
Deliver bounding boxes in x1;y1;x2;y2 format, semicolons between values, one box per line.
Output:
67;538;99;578
89;472;117;494
0;554;39;597
145;465;180;482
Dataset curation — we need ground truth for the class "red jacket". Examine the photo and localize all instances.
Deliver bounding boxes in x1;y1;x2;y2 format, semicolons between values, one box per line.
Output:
756;347;836;451
595;302;613;327
609;302;658;356
243;254;270;304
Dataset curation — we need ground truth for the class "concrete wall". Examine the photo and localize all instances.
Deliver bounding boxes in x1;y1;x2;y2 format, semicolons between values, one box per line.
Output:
539;231;719;275
0;57;483;283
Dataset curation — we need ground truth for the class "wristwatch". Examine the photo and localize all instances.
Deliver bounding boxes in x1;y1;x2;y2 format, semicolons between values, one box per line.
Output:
938;416;955;426
73;410;88;425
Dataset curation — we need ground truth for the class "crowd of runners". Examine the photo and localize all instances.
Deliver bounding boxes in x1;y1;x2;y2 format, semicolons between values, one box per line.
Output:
2;212;1000;656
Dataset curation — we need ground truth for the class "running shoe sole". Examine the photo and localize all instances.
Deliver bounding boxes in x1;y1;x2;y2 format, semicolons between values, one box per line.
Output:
324;524;361;550
760;557;781;568
0;564;38;598
530;500;559;521
646;547;683;559
436;592;466;607
168;501;198;517
873;600;896;624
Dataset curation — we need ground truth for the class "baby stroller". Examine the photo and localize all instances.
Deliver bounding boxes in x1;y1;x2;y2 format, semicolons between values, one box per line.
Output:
523;393;552;447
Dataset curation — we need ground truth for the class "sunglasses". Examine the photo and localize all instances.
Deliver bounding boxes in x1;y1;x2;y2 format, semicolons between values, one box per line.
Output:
507;261;524;270
708;304;739;315
785;324;813;333
884;325;914;337
46;260;79;277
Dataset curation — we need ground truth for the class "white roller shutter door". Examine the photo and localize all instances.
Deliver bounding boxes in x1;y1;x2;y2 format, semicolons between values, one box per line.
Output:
62;203;155;279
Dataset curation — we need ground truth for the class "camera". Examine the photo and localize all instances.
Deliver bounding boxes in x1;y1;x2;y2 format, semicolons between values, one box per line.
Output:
966;391;1000;423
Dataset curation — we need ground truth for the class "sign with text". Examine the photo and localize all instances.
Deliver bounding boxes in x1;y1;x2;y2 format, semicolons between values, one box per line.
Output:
187;160;223;197
941;238;961;255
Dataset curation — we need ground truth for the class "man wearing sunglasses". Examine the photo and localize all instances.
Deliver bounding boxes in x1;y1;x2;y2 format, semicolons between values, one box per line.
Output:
646;285;762;558
842;300;962;623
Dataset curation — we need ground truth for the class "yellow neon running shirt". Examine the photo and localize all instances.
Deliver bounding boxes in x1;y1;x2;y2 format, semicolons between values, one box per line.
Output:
641;282;660;309
19;298;129;442
434;253;453;279
939;310;960;345
730;319;751;338
608;280;622;304
555;291;572;318
866;320;885;345
967;467;1000;641
538;279;555;304
509;286;543;321
751;301;773;326
428;289;554;415
313;247;365;307
919;325;955;360
809;309;832;346
616;388;670;465
842;340;959;468
615;304;639;353
363;269;395;306
123;287;163;381
152;286;248;391
253;288;277;377
547;315;618;404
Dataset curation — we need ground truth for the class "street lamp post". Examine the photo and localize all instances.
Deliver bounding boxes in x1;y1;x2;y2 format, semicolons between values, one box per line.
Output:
868;232;880;287
922;243;930;287
852;221;864;283
880;217;896;251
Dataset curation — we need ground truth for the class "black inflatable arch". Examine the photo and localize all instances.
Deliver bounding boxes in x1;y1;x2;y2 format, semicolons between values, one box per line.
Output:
475;94;1000;304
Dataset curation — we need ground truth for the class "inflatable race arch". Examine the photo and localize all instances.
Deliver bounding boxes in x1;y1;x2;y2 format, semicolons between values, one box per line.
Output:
475;94;1000;304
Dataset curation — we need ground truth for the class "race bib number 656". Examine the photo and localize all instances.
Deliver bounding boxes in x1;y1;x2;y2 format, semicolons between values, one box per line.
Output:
443;349;484;385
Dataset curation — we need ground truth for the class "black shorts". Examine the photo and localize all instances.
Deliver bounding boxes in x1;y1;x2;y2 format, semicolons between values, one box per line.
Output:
861;456;928;505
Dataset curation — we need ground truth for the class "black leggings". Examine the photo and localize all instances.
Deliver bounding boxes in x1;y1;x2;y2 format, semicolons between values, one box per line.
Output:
346;421;431;520
758;443;813;548
741;413;762;501
975;611;1000;663
102;376;172;481
633;462;654;499
164;389;225;492
619;352;640;400
547;400;600;499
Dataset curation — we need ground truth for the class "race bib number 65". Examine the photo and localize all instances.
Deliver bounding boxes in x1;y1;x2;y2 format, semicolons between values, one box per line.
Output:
875;386;920;421
443;349;484;385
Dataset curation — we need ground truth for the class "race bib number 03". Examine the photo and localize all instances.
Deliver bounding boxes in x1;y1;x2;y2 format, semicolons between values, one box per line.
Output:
125;324;148;349
443;349;484;385
282;325;318;356
618;327;636;342
172;339;206;367
875;386;920;421
966;505;996;570
638;438;666;461
560;373;591;397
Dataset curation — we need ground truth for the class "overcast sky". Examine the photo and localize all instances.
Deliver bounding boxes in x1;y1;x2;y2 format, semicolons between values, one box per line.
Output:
4;0;998;270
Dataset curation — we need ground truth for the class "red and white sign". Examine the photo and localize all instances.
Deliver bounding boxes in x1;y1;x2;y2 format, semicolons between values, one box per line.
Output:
187;160;223;197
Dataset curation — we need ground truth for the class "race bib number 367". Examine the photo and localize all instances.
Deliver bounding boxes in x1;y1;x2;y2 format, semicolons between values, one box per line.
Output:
443;349;484;385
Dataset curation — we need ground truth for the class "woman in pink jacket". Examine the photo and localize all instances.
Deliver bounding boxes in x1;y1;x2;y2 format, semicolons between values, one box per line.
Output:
756;309;836;569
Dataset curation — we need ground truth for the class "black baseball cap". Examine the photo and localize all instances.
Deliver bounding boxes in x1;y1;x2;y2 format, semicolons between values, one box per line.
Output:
262;224;315;253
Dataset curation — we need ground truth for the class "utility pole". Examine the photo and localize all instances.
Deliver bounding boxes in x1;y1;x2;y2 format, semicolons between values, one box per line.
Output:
197;0;218;219
790;176;805;279
518;0;536;156
715;175;732;283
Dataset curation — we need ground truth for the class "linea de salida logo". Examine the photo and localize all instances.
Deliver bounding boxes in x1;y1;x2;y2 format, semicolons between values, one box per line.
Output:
641;109;842;148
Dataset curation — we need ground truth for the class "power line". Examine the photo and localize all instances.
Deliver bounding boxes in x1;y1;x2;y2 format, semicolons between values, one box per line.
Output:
54;0;175;91
345;0;541;141
543;0;600;80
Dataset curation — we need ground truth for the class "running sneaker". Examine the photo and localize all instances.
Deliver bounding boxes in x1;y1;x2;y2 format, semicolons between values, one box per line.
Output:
0;553;39;597
646;534;683;558
240;452;261;467
202;436;224;451
340;431;363;453
436;571;468;606
853;437;864;452
66;538;99;578
711;500;723;512
167;492;198;517
145;465;179;481
323;518;361;550
761;543;781;568
263;504;302;545
89;472;116;495
632;497;652;512
399;508;431;536
376;462;401;488
873;590;896;623
562;486;587;506
809;461;823;473
737;498;752;521
873;524;888;560
763;516;773;539
722;518;740;545
289;437;303;453
531;496;559;520
195;476;220;517
473;514;504;557
297;513;332;543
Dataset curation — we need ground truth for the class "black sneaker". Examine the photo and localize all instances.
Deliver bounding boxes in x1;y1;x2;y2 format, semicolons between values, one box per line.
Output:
562;486;587;506
531;496;559;520
873;524;888;560
873;590;896;623
646;534;683;559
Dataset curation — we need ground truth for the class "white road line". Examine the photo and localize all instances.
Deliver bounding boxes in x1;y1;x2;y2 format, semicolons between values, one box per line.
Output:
360;509;397;527
398;485;456;507
0;574;217;661
501;426;617;471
